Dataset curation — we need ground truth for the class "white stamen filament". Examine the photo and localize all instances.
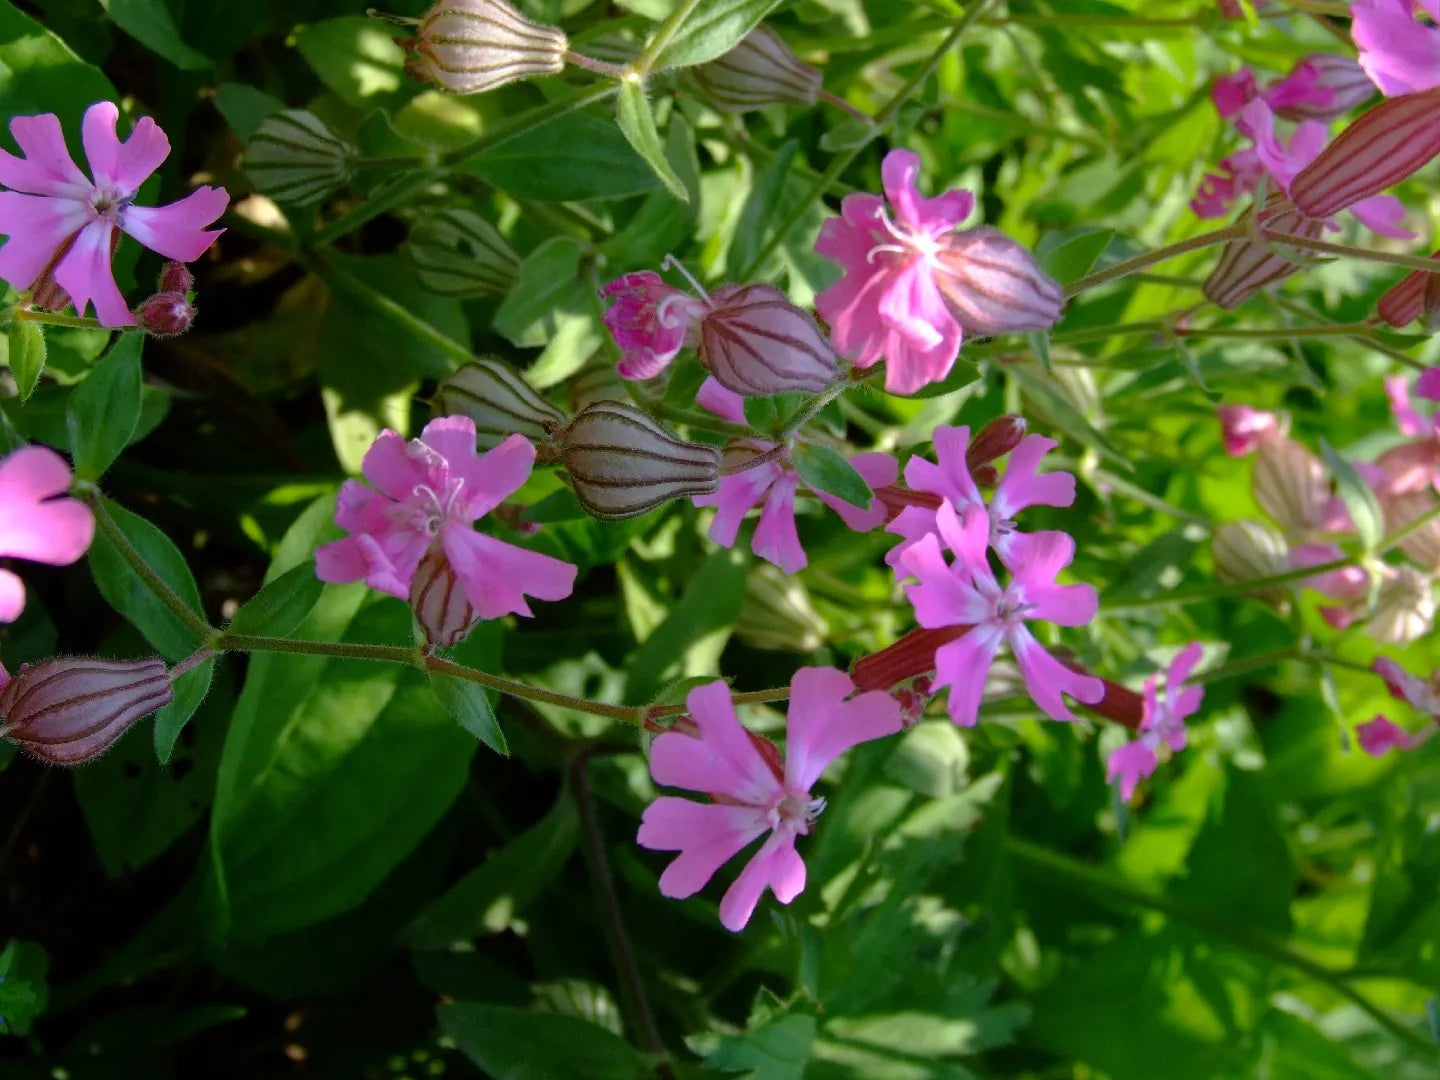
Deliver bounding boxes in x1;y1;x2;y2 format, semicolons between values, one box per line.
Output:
660;254;711;303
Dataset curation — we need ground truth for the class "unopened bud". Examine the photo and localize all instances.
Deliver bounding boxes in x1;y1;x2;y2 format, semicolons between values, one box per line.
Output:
558;402;720;520
1370;566;1436;646
408;208;519;298
1268;54;1375;122
689;26;821;112
410;546;480;648
852;626;967;693
157;261;194;295
1385;490;1440;572
432;358;567;449
1204;195;1325;310
1252;437;1329;535
243;109;355;207
1377;250;1440;329
404;0;567;96
966;415;1027;470
0;657;173;766
735;564;828;652
1212;520;1290;607
132;292;196;337
699;284;840;396
1217;404;1287;457
1291;87;1440;221
934;228;1063;336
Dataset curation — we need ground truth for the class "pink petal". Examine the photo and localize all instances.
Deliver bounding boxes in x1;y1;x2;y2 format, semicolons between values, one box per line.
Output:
910;424;982;507
695;461;779;547
1416;366;1440;402
1349;194;1415;238
0;112;90;197
1106;740;1158;800
361;429;430;501
879;149;973;235
0;446;94;565
932;624;1004;726
884;504;941;579
637;797;770;899
53;221;133;327
783;666;903;791
753;471;806;572
1167;642;1205;692
901;532;990;629
440;528;577;619
696;377;748;426
0;191;88;293
119;186;228;262
333;479;395;534
1010;629;1104;723
457;431;534;519
1008;529;1077;591
718;830;806;931
0;568;26;622
81;102;168;193
992;436;1074;519
937;500;992;577
1356;714;1417;757
651;680;782;805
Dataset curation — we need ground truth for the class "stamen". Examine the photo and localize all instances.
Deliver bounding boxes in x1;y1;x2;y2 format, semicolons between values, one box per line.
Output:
660;254;711;303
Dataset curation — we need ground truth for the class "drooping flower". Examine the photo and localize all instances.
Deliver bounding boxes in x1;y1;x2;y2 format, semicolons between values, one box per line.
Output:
691;380;897;573
0;445;96;623
1217;403;1287;456
637;668;902;931
1356;715;1422;756
0;102;228;327
314;418;577;621
1106;643;1204;800
815;148;1060;396
1213;57;1375;124
1356;656;1440;755
900;499;1103;727
884;423;1076;576
599;271;708;381
1352;0;1440;97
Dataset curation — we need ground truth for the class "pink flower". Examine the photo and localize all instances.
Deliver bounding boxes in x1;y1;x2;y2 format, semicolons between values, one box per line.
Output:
1356;715;1420;756
1217;404;1286;456
1374;655;1440;716
885;423;1075;576
637;667;902;931
0;102;228;327
814;149;1059;396
691;379;897;572
1290;543;1371;629
0;445;96;623
1352;0;1440;96
600;271;707;381
314;419;577;620
1265;55;1376;122
1107;642;1204;800
900;500;1103;727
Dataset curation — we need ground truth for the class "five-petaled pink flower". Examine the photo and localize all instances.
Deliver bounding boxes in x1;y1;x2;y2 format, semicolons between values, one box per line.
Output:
691;379;896;573
815;149;1060;396
901;500;1103;727
885;422;1075;577
1352;0;1440;97
315;418;577;620
637;667;902;931
600;270;707;381
1106;642;1204;800
0;445;95;623
0;102;228;328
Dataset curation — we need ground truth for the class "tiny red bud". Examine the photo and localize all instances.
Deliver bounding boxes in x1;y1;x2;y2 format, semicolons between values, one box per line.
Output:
132;291;196;337
156;261;194;295
0;657;173;766
966;415;1027;470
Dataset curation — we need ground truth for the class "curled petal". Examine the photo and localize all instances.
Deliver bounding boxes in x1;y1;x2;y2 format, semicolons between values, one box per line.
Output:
1010;629;1104;723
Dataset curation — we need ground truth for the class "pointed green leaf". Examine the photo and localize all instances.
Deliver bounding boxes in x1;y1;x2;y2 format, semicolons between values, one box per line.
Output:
67;330;143;481
793;443;871;510
615;80;689;202
428;668;507;755
225;563;325;638
652;0;783;69
7;318;45;401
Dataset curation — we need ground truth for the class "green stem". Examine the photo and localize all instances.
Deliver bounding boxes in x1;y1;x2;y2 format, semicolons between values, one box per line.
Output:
86;494;215;641
646;686;794;719
215;632;421;665
425;656;644;724
1267;233;1440;276
737;0;996;281
635;0;705;74
1064;224;1246;298
12;308;107;329
1174;322;1381;341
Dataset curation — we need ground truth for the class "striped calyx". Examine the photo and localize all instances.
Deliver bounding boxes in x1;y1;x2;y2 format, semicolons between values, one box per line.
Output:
1291;88;1440;219
0;657;173;767
934;227;1063;337
1252;437;1329;536
432;359;567;450
558;402;720;521
408;208;519;297
1377;249;1440;329
699;284;840;396
243;109;355;207
405;0;567;96
1203;196;1325;310
410;546;480;648
1372;566;1436;647
689;26;821;112
1211;520;1291;608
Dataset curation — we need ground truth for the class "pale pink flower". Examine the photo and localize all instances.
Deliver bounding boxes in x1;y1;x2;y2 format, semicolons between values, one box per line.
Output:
1289;542;1371;628
1375;655;1440;716
1217;404;1286;456
1352;0;1440;96
637;667;902;931
1374;375;1440;498
600;271;708;381
900;499;1103;727
1356;715;1421;756
0;445;96;623
814;149;1059;396
0;102;227;327
314;419;577;619
692;379;896;573
885;423;1075;577
1106;642;1204;800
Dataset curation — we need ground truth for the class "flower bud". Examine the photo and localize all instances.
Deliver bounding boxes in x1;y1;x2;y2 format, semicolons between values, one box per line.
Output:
1377;250;1440;329
1291;87;1440;221
432;358;567;449
410;545;480;648
1217;404;1287;457
132;292;196;337
1385;490;1440;572
157;261;194;295
1370;566;1436;646
1212;520;1290;606
1204;196;1326;310
1268;54;1375;122
558;402;720;520
735;564;827;652
243;109;355;207
966;415;1027;470
0;657;173;766
407;208;519;298
698;284;840;396
934;227;1063;336
1252;437;1333;535
688;27;821;112
404;0;568;96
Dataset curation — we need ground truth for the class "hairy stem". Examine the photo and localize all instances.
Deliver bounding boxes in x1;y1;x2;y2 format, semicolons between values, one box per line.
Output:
1267;232;1440;275
1064;224;1246;298
425;656;644;724
12;308;107;329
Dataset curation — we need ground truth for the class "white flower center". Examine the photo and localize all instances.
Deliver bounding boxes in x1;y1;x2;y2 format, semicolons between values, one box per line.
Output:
774;792;824;833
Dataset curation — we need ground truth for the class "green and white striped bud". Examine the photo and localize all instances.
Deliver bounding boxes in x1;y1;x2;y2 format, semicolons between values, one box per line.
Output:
735;565;828;652
432;358;567;449
243;109;355;207
407;208;519;298
1212;519;1291;609
404;0;568;96
689;27;821;112
1370;566;1436;647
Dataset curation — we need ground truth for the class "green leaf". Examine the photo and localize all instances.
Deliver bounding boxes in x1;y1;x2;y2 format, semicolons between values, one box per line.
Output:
428;668;507;755
615;80;689;202
99;0;212;70
727;139;798;281
225;563;325;638
1029;329;1053;373
652;0;783;69
521;487;589;525
1320;439;1384;553
87;498;207;662
7;318;45;402
293;16;405;108
67;331;143;481
627;547;748;703
0;0;117;146
212;81;284;140
693;1013;816;1080
742;391;807;436
152;655;214;764
793;443;871;510
467;110;661;202
1010;363;1132;473
493;237;587;349
1038;227;1116;286
438;1003;647;1080
907;358;982;400
0;940;48;1037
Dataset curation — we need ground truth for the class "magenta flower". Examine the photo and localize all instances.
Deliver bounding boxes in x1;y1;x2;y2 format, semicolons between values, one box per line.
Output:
900;500;1103;727
1352;0;1440;96
599;270;707;381
314;418;577;620
0;445;95;623
1215;58;1376;123
885;423;1075;576
0;102;228;328
814;149;1060;396
1375;655;1440;716
637;667;902;931
1357;715;1422;757
692;379;897;572
1217;404;1286;457
1106;643;1204;800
